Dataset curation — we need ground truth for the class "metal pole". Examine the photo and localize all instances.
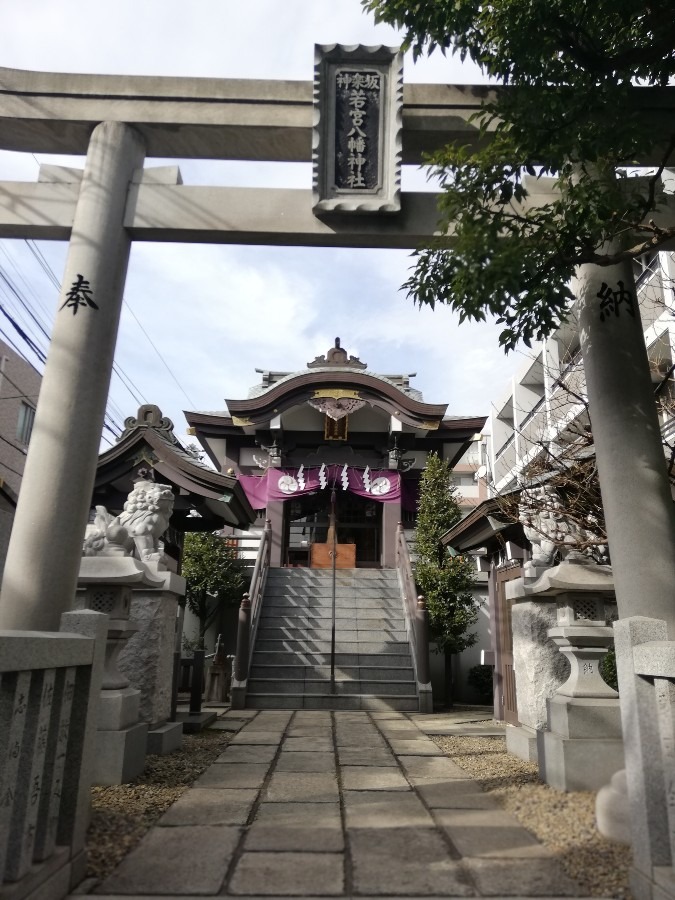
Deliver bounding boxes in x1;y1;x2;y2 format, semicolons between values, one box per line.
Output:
415;595;431;685
170;649;181;721
330;489;337;694
190;649;205;715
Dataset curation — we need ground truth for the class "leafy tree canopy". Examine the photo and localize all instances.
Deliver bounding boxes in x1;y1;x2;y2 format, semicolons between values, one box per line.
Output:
182;531;248;648
415;453;478;655
363;0;675;349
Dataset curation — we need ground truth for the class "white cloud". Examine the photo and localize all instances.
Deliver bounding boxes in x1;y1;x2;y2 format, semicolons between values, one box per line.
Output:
0;0;507;450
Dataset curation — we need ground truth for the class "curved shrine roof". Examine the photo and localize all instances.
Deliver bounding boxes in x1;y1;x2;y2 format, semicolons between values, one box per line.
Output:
93;404;255;529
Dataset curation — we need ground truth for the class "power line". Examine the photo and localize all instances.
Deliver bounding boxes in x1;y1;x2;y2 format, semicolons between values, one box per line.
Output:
21;240;150;414
123;301;197;408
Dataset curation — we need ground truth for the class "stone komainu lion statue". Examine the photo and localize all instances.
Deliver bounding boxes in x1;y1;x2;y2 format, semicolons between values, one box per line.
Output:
118;481;174;561
83;480;174;561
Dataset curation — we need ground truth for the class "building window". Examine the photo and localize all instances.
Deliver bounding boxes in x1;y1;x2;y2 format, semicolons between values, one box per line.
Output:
17;402;35;445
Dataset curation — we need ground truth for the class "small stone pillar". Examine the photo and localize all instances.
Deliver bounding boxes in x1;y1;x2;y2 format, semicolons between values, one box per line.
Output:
77;556;165;784
118;561;186;754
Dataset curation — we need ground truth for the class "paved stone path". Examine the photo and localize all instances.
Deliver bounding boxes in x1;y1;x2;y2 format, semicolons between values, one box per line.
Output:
93;710;592;899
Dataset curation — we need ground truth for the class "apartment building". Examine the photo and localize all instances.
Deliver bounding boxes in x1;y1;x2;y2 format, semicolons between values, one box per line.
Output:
0;338;42;572
487;250;675;495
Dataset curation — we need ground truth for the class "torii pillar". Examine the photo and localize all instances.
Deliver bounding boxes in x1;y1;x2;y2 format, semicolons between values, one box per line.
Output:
575;252;675;633
0;121;146;631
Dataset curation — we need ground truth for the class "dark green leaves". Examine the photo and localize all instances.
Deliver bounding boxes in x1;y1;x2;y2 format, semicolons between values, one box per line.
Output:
414;453;479;654
363;0;675;348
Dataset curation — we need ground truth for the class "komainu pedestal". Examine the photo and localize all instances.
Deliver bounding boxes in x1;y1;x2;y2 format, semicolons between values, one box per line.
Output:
507;557;624;789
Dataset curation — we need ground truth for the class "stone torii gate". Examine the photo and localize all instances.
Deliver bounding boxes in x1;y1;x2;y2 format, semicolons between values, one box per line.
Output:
0;53;673;645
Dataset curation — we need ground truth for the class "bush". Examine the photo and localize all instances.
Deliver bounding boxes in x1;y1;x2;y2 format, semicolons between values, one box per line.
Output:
600;647;618;692
467;664;494;703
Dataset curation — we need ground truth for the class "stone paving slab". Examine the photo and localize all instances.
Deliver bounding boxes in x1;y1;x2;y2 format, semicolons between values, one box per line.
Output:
421;725;507;737
282;737;333;752
412;775;500;809
286;727;333;739
337;747;397;766
244;802;344;852
464;858;582;896
435;809;553;858
348;826;474;896
196;762;270;789
159;788;257;826
341;765;410;791
229;852;344;896
216;745;278;765
334;731;386;748
343;789;435;828
230;731;286;745
96;825;240;894
388;739;444;756
208;720;247;731
399;755;469;779
265;771;339;802
275;751;335;773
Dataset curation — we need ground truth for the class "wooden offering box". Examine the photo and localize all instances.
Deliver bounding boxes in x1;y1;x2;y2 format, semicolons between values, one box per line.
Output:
310;543;356;569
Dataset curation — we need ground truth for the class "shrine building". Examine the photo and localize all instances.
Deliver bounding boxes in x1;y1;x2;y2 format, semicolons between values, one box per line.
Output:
185;339;486;568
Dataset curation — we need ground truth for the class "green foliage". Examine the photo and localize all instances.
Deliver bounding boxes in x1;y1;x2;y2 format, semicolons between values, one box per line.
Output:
363;0;675;349
415;453;479;654
601;647;619;693
182;532;248;648
467;664;494;703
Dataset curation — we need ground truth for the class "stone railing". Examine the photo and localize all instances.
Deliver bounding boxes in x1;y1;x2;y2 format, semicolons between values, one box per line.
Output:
611;616;675;900
0;610;108;900
395;523;432;713
230;519;272;708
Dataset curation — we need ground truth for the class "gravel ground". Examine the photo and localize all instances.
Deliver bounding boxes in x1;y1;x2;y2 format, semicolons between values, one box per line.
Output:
431;734;632;899
86;728;232;883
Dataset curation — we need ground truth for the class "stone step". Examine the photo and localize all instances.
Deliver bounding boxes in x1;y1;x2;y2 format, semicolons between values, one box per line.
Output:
261;588;400;597
263;591;403;613
261;607;404;622
249;664;415;681
251;651;413;668
254;639;410;654
266;569;398;580
245;693;419;711
256;627;409;642
258;615;407;631
247;679;417;696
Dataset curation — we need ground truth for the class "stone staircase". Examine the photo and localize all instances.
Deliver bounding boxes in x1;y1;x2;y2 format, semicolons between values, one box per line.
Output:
246;567;419;710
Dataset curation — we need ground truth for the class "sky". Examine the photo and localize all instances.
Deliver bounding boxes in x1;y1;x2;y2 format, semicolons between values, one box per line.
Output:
0;0;521;451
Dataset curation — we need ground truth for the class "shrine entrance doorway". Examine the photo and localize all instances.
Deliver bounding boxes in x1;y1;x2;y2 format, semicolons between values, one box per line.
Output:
284;490;382;568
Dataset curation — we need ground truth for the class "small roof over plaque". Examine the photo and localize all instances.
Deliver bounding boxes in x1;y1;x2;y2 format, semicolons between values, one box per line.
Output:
307;338;367;369
313;44;402;215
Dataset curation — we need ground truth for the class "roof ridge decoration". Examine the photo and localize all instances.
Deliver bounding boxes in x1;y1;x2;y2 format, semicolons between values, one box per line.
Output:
307;337;367;370
121;403;179;445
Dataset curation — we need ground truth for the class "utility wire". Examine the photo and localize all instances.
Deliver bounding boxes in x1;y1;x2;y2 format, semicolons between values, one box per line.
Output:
21;241;149;412
123;301;197;408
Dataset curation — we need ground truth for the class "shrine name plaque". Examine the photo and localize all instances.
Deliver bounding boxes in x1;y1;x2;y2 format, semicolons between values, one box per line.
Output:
310;543;356;569
313;43;403;215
